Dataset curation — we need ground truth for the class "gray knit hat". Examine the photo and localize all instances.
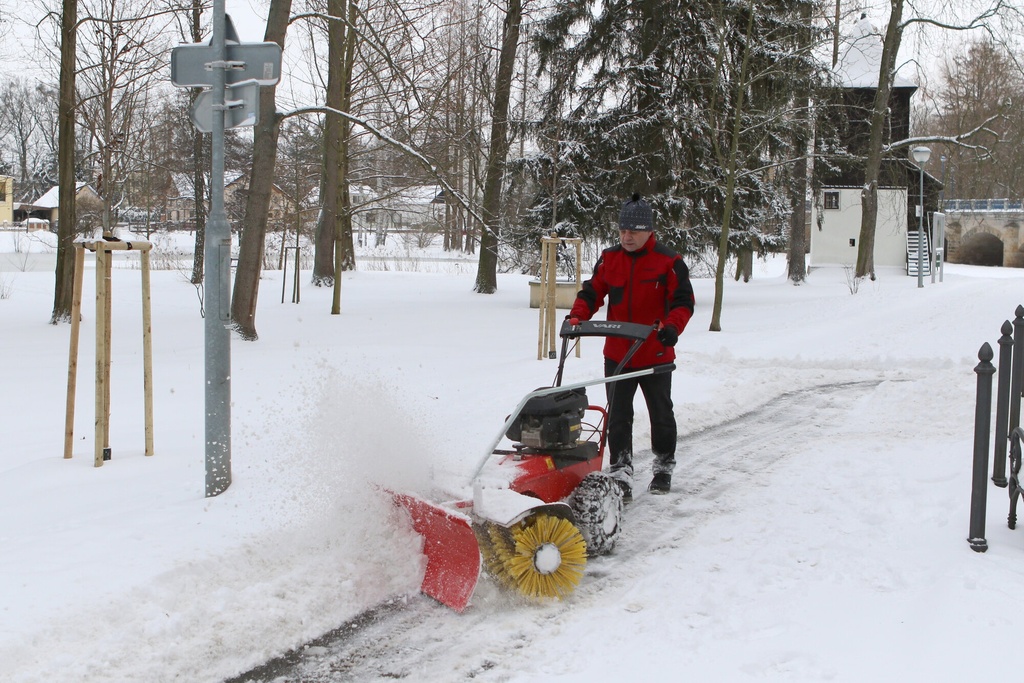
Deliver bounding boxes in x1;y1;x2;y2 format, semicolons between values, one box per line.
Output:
618;193;653;231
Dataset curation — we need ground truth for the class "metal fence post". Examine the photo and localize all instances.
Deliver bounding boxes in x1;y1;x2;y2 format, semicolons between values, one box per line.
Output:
993;320;1014;486
1011;306;1024;439
969;343;995;552
1009;428;1024;530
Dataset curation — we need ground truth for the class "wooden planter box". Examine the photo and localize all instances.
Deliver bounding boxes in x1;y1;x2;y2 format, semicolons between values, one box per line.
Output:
528;280;579;309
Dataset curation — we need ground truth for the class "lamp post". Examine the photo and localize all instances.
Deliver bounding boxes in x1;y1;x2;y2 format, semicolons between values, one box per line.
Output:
935;154;947;284
912;146;931;288
939;154;947;211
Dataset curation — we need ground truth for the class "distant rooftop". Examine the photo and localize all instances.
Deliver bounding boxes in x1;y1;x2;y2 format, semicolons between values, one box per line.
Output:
833;15;917;90
35;182;89;208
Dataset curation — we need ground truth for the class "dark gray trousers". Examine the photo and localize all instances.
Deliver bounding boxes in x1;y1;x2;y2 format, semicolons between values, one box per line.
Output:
604;358;677;482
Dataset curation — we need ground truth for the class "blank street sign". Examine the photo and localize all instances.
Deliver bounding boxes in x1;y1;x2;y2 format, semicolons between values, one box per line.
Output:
189;80;261;133
171;42;282;88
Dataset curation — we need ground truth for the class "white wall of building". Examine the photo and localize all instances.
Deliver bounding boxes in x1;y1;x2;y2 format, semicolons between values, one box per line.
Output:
810;187;908;268
0;176;13;224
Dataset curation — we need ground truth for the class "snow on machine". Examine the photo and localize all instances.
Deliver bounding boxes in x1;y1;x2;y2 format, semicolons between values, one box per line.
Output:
391;318;673;611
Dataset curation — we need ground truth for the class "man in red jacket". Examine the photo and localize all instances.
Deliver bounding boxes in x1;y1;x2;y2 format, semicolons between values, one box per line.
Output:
569;194;695;500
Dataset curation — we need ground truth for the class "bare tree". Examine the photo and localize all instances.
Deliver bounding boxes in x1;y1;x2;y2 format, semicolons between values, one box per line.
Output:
51;0;78;324
0;79;43;192
274;118;321;265
928;38;1024;198
709;5;757;331
185;0;207;284
786;0;815;285
76;0;170;235
853;0;1009;279
308;0;361;291
474;0;521;294
230;0;292;341
330;0;358;313
310;0;344;287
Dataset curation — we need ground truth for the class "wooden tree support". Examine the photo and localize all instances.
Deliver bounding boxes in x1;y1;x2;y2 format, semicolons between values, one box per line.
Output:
64;239;155;467
537;236;582;360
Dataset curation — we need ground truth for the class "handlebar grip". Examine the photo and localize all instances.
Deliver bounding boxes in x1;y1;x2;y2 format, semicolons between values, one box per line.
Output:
652;363;676;375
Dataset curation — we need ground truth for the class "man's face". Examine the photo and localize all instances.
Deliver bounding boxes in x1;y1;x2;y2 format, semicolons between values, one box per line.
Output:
619;229;652;252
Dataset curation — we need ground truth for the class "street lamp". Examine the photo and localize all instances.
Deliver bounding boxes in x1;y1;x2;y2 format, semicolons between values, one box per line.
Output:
936;154;948;284
939;154;947;211
912;146;931;288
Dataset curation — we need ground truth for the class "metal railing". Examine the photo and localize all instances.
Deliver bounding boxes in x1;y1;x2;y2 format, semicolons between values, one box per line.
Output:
968;305;1024;551
945;198;1024;213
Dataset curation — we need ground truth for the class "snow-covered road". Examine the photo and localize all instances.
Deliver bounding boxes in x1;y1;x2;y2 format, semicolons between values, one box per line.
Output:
231;380;884;682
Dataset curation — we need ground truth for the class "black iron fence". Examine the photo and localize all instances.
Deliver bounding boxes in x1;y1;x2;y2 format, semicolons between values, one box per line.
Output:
969;305;1024;551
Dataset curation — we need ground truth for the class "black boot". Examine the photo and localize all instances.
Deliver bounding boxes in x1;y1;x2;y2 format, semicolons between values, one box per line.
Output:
648;472;671;494
615;479;633;503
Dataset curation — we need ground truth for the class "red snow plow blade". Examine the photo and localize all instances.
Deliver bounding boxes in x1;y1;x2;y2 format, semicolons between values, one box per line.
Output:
391;492;480;612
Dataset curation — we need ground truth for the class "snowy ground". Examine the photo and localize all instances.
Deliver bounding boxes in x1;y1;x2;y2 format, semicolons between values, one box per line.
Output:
1;228;1023;682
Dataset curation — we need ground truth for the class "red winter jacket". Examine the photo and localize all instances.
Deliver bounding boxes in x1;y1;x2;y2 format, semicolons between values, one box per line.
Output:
570;234;695;368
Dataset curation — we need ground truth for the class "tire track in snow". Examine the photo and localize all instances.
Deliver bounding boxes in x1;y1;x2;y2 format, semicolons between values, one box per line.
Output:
228;380;883;683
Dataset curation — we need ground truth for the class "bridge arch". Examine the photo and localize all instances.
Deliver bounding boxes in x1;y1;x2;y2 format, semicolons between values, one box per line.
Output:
945;212;1024;268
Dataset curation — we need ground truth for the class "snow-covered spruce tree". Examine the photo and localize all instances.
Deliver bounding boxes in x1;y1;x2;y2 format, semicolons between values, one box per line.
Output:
529;1;826;277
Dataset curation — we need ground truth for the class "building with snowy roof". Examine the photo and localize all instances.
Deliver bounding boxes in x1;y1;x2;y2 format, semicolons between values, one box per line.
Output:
810;16;942;272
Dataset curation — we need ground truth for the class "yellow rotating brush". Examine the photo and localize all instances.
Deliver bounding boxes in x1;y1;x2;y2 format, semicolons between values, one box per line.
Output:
476;522;519;591
504;514;587;599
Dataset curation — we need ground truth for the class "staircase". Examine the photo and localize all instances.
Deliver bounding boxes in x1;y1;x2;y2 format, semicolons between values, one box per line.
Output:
906;231;931;276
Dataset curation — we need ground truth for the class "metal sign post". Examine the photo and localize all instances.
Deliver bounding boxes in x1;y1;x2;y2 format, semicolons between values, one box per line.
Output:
170;7;281;497
932;212;946;283
204;1;232;498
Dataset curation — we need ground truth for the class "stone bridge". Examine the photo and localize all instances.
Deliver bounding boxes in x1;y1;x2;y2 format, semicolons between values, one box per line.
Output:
943;199;1024;268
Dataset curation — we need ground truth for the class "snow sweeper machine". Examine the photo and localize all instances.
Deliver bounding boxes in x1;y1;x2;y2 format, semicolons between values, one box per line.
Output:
390;318;674;611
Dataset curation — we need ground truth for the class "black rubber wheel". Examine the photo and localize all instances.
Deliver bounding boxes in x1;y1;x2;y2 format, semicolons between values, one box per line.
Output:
568;472;623;556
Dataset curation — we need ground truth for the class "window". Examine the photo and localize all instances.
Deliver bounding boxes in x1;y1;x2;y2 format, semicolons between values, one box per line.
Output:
823;191;840;210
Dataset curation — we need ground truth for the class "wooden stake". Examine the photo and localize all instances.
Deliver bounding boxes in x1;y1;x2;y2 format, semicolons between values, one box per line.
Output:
63;239;155;466
536;237;584;361
573;239;582;358
141;248;154;457
544;238;557;357
536;240;549;360
95;245;107;467
64;246;85;459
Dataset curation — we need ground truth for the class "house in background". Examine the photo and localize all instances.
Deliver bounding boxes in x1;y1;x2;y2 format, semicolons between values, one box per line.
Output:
380;185;445;233
810;16;941;271
0;176;13;225
165;173;200;227
811;188;909;268
16;183;104;232
356;184;445;246
164;172;296;233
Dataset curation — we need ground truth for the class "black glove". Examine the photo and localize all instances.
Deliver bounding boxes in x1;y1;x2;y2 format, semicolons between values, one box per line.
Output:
657;324;679;347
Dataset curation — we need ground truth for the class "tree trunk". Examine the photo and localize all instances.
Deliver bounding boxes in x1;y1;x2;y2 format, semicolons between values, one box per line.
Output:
190;0;207;286
735;246;752;283
787;0;813;285
190;114;207;285
787;151;808;283
313;0;345;287
710;6;756;332
333;0;358;292
855;0;903;280
474;0;521;294
333;4;358;319
50;0;77;325
229;0;292;340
